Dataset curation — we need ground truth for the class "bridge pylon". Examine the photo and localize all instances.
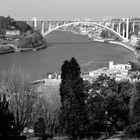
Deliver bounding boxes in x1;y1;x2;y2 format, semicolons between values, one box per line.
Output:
48;22;52;30
126;18;129;40
32;17;37;30
41;21;44;35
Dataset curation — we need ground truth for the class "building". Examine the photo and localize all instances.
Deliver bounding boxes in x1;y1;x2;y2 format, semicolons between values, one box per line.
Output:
88;67;108;78
109;61;131;70
130;34;138;47
87;61;132;82
5;30;20;36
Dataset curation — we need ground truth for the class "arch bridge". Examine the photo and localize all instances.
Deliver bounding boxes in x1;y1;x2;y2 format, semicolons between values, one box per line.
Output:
30;18;133;42
40;21;128;42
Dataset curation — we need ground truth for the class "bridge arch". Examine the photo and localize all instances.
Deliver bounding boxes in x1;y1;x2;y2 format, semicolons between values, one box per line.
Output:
42;21;127;41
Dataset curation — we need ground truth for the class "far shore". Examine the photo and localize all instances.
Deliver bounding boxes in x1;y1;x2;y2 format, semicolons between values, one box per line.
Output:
92;38;140;59
0;43;47;55
0;47;14;54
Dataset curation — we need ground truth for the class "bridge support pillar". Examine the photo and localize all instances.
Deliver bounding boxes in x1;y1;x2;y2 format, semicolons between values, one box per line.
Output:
132;22;135;33
26;21;29;25
122;18;126;38
126;18;129;40
122;25;125;38
118;23;121;34
117;24;119;33
112;23;114;30
56;21;59;27
32;17;37;30
48;22;52;30
122;24;125;38
41;21;44;35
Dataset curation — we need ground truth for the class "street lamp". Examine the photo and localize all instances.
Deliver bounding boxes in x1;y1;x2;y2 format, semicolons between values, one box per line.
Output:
105;111;108;137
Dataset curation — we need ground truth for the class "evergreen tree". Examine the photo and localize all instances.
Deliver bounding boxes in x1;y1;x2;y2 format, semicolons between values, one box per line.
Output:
128;83;140;137
0;94;15;136
59;57;88;139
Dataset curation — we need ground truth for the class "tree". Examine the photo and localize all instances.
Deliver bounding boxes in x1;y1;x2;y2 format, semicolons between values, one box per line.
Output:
0;16;13;30
14;21;32;33
59;57;89;139
87;75;118;132
100;29;109;39
34;117;46;138
87;93;105;132
32;86;61;135
18;30;45;48
0;94;15;136
128;82;140;137
88;75;132;132
0;66;38;135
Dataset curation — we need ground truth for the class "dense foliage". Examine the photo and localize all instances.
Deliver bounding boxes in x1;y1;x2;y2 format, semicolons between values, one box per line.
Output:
18;30;46;48
59;57;89;139
0;16;14;30
0;94;15;136
1;57;140;138
13;20;32;33
34;117;46;137
0;15;47;49
0;16;31;34
58;58;140;139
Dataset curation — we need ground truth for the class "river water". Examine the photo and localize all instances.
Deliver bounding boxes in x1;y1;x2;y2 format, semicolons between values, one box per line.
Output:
0;31;134;79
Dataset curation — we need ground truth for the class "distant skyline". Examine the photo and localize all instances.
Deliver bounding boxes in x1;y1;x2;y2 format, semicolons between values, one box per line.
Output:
1;0;140;20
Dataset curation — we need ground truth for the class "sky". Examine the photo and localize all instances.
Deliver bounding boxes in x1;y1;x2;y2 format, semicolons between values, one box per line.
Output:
1;0;140;20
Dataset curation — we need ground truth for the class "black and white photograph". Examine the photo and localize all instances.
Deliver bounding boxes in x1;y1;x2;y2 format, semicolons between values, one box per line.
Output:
0;0;140;140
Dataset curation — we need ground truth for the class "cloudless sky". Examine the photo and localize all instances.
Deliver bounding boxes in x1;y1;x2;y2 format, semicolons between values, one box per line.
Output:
1;0;140;20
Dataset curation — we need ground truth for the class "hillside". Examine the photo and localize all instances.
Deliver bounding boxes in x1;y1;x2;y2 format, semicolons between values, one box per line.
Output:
0;16;47;53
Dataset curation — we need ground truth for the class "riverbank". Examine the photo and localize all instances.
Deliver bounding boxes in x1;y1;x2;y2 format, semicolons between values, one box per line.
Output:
93;38;140;59
0;44;14;54
14;43;47;52
0;47;14;54
0;43;47;54
109;41;140;59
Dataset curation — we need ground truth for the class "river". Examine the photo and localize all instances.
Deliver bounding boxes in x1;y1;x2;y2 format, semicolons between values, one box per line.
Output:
0;31;134;79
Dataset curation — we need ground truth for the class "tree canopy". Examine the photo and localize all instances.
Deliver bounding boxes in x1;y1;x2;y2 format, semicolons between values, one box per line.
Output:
59;57;89;139
0;67;38;135
0;94;15;136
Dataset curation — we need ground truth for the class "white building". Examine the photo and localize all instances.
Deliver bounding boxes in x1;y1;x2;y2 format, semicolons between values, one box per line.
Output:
6;30;20;36
109;61;131;70
108;61;131;81
87;61;131;82
130;35;138;47
88;67;108;78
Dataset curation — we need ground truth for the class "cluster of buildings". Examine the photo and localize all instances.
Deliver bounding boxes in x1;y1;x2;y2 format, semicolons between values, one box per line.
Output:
5;29;20;36
130;33;140;48
0;28;21;51
83;61;140;83
37;61;140;88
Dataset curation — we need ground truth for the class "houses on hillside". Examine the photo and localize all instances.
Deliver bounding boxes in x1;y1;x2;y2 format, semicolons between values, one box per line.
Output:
5;29;20;36
37;61;140;87
85;61;140;83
